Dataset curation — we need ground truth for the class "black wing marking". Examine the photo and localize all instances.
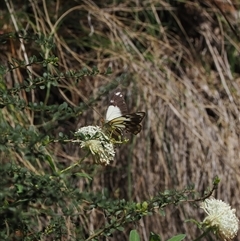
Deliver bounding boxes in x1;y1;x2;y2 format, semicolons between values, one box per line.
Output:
109;89;128;115
122;112;145;135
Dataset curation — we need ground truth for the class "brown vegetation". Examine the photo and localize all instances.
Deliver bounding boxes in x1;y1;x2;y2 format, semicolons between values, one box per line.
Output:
1;0;240;240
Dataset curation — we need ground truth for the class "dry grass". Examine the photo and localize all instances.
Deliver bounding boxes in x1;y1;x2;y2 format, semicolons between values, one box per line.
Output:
1;0;240;240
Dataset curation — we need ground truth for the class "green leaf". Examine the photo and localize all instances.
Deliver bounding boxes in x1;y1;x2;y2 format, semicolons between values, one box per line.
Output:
45;155;56;172
41;135;50;146
105;66;112;74
149;232;161;241
116;226;124;231
166;234;186;241
58;102;68;111
15;184;24;193
129;230;140;241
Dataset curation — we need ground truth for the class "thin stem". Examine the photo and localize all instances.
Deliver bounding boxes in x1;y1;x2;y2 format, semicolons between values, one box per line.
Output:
193;228;212;241
58;151;90;175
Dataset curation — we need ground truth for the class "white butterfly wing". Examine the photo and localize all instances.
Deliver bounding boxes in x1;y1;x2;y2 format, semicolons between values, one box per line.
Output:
106;105;122;121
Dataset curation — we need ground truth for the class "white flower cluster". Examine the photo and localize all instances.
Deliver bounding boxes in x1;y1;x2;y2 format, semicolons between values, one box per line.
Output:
201;198;239;241
75;126;115;165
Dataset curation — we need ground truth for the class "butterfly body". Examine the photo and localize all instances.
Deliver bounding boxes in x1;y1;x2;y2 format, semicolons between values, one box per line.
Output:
104;89;145;138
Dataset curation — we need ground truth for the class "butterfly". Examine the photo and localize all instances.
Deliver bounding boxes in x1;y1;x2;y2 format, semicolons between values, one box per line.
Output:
104;89;145;139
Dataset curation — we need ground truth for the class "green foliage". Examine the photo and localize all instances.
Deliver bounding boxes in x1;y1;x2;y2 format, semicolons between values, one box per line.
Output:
129;231;186;241
0;30;220;240
129;230;140;241
149;232;161;241
0;164;68;240
167;234;186;241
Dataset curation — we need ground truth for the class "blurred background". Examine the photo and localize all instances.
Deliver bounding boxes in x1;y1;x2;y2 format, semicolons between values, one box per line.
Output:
1;0;240;240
